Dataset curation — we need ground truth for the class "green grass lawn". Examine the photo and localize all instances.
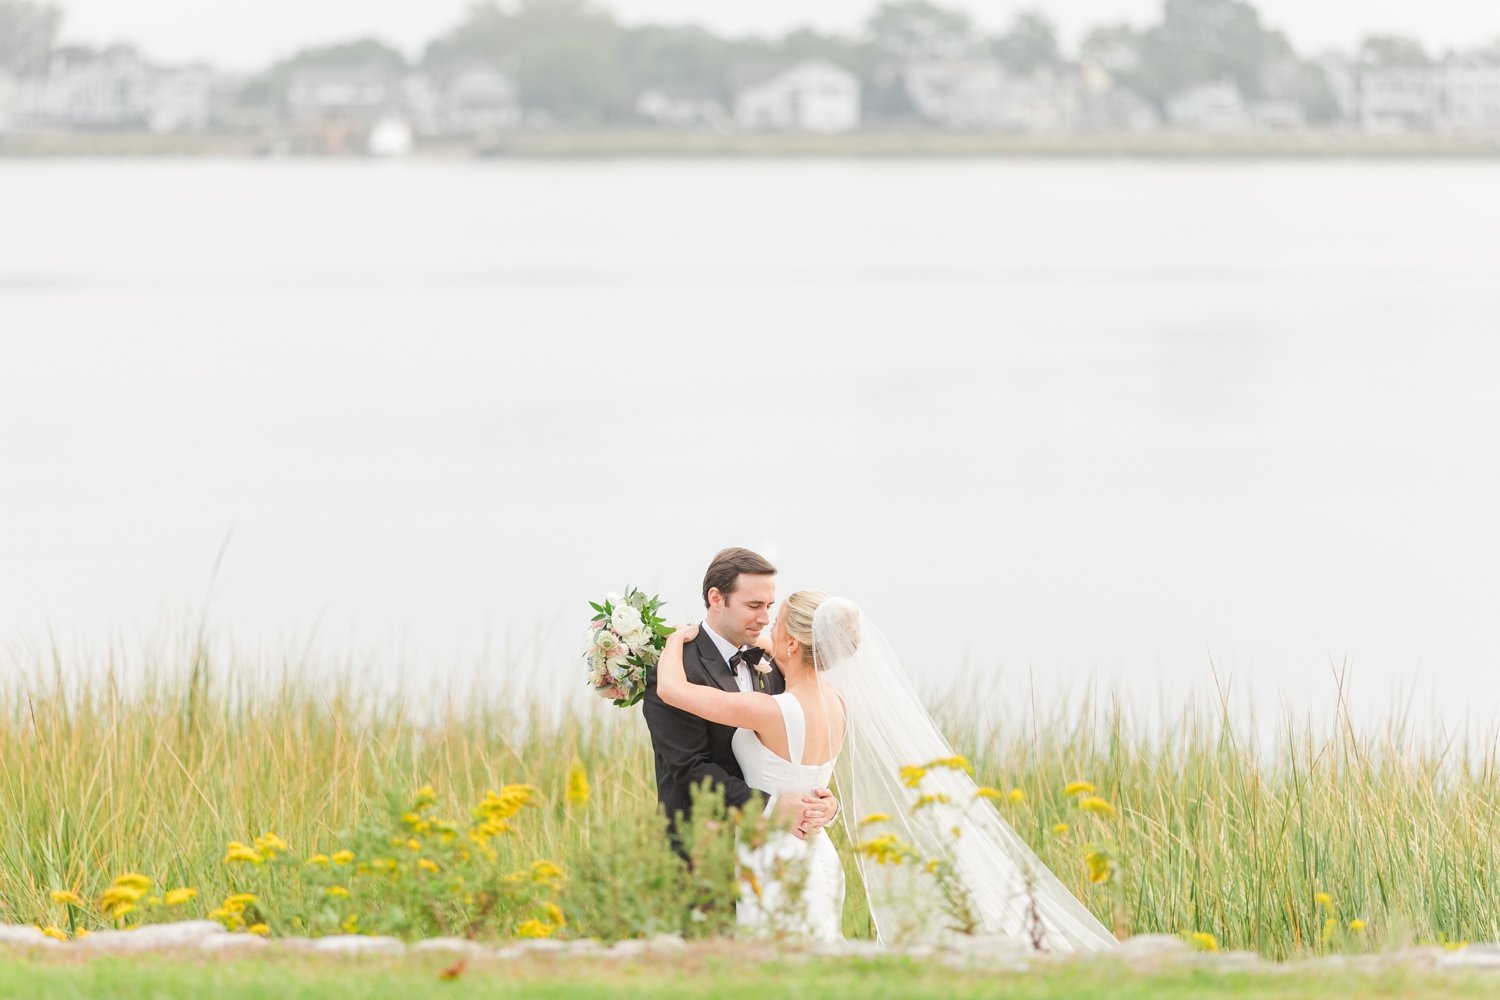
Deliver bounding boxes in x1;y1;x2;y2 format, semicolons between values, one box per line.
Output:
0;953;1490;1000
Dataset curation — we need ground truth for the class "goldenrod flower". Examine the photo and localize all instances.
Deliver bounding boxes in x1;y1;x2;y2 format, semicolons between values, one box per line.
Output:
222;893;258;915
566;761;590;807
913;792;952;811
224;842;263;865
49;890;83;907
1007;788;1025;804
859;813;892;826
1079;796;1115;817
1314;891;1333;909
165;888;197;907
530;860;564;884
1063;781;1095;797
306;855;330;868
1052;823;1069;835
898;765;928;788
40;926;67;942
541;903;565;926
413;784;437;809
925;755;973;774
111;873;151;891
248;923;270;937
472;784;539;823
331;850;355;866
109;903;136;921
1350;919;1367;932
1085;851;1115;885
516;919;555;939
74;929;90;940
974;787;1003;800
406;838;422;851
417;858;440;873
254;833;289;857
100;885;146;910
325;886;350;899
401;812;422;827
1188;932;1218;952
857;834;915;866
341;914;359;934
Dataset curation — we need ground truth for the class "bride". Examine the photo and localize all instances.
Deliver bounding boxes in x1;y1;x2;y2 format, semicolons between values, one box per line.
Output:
656;590;1117;951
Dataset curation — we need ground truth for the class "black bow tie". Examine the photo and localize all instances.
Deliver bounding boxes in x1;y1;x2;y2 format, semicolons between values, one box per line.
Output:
728;647;766;671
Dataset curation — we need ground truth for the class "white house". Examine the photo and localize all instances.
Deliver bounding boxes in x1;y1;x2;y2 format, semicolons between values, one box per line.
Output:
1442;56;1500;131
1358;66;1440;131
635;83;728;129
734;60;860;133
147;66;213;132
13;47;152;128
1166;81;1251;132
406;64;520;136
903;60;1008;129
287;63;398;124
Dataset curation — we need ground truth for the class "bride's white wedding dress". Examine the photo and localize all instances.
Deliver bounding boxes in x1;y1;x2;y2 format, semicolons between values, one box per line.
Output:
732;692;845;942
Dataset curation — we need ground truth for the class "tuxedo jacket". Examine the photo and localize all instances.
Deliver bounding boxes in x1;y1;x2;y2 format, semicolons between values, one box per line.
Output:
642;627;785;840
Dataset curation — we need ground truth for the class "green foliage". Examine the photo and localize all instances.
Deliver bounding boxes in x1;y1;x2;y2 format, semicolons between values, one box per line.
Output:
1358;35;1433;68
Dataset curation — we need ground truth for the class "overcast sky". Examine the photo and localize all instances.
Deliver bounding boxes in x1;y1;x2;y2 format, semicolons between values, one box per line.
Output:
55;0;1500;70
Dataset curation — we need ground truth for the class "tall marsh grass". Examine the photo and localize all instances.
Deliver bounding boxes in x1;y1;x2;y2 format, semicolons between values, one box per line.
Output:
3;632;1499;957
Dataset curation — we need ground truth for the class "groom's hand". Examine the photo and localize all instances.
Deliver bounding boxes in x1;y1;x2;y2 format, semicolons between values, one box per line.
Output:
801;789;838;836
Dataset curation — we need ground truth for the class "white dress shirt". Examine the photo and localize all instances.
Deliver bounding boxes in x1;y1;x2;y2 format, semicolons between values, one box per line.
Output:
701;620;754;693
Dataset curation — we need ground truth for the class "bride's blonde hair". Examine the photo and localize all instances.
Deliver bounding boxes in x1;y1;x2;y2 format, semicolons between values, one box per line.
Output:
782;591;860;671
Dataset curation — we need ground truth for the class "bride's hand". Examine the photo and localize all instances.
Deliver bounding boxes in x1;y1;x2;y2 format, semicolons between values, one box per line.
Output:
668;624;699;644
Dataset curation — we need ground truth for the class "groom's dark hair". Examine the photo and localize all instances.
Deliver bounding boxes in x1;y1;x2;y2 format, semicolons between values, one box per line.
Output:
702;547;777;607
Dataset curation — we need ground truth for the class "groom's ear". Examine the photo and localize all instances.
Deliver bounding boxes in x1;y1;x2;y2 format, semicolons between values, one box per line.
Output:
705;587;723;610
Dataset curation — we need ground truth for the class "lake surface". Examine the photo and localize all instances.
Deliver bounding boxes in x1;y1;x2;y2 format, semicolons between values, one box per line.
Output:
2;157;1498;727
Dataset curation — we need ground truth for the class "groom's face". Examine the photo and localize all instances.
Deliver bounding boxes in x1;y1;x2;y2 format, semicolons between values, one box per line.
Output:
711;573;775;646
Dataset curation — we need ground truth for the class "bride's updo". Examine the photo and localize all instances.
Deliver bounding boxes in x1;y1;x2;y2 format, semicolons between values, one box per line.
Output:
783;591;861;672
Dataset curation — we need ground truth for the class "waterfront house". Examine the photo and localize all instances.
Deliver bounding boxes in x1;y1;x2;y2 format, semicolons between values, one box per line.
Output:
904;61;1081;132
1166;81;1251;132
286;62;397;125
635;83;729;129
733;60;860;133
407;64;520;136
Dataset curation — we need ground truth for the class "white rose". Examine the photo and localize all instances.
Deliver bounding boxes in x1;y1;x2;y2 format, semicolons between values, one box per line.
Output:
621;626;650;652
611;604;642;634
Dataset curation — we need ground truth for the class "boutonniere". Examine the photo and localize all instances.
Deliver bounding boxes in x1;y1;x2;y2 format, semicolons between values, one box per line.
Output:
753;659;772;690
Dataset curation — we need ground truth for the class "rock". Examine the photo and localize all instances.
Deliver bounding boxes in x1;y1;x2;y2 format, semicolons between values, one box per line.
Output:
1439;944;1500;969
76;921;226;953
514;938;568;955
644;934;686;955
1205;950;1265;972
309;935;406;957
1377;946;1447;969
413;937;484;956
562;939;609;958
199;935;271;956
1118;935;1192;959
0;925;61;950
604;940;648;959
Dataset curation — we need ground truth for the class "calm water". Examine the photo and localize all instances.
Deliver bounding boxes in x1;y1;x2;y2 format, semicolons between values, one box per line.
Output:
2;158;1498;726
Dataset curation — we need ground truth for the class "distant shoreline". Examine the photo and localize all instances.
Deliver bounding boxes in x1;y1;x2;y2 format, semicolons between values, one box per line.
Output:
6;129;1500;159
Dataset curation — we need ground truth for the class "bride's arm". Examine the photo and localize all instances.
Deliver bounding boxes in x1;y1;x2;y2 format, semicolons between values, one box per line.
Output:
657;625;780;731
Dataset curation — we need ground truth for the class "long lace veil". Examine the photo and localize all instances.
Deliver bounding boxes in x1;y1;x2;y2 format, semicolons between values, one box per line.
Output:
813;597;1116;951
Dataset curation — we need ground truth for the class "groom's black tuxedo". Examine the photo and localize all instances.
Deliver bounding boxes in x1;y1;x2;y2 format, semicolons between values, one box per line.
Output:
642;626;785;847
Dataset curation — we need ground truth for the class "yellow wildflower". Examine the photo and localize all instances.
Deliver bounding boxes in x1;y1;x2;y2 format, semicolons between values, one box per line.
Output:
406;838;422;852
331;850;355;866
516;919;555;939
248;923;270;936
541;903;566;926
566;761;590;807
530;860;564;884
341;914;359;934
145;896;162;906
926;755;973;774
401;812;422;827
165;888;197;907
898;765;928;788
74;929;90;940
925;859;941;875
414;784;438;809
857;834;915;866
111;872;151;891
1085;851;1115;885
1350;919;1367;932
100;885;146;910
1052;823;1069;835
253;833;289;858
1008;788;1026;804
109;903;136;921
417;858;440;873
49;890;83;907
1079;796;1115;817
472;784;539;823
224;842;263;865
306;855;331;868
325;886;350;899
860;813;892;826
974;787;1003;801
40;926;68;942
913;792;953;811
1188;932;1218;952
222;893;258;914
1062;781;1095;797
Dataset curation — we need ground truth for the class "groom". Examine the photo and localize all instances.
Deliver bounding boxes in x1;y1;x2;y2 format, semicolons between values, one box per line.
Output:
643;547;838;855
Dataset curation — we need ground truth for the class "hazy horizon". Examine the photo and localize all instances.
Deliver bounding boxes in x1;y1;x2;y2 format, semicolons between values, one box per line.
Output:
47;0;1500;73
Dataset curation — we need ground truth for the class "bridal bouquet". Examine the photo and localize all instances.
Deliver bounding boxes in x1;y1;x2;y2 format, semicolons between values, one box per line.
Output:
584;588;674;708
